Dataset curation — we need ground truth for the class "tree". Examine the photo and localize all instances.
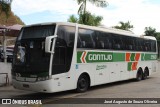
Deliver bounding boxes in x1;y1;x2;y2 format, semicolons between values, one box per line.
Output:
144;27;160;55
144;27;157;36
67;15;78;23
77;0;107;24
68;11;103;26
156;32;160;48
77;0;108;14
79;11;103;26
0;0;12;18
156;32;160;40
114;21;134;31
68;0;107;26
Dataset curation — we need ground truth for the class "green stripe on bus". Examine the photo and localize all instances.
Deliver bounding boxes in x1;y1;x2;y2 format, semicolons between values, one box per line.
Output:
141;53;145;61
77;51;157;63
128;62;132;71
77;51;83;63
144;54;157;60
113;53;125;62
130;53;135;61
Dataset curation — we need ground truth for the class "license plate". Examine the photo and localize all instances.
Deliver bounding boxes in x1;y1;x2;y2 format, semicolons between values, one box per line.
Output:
23;84;29;88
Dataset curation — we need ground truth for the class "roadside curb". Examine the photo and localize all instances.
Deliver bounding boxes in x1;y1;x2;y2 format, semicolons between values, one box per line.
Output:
0;85;14;91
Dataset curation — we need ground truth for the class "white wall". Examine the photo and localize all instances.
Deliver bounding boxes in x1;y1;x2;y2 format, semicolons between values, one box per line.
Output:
0;62;11;85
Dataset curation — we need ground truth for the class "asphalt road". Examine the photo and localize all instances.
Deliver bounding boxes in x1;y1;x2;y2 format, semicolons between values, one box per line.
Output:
0;62;160;107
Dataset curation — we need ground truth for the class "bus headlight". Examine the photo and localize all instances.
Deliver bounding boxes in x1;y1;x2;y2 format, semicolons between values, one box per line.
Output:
17;53;21;60
16;46;25;63
37;76;49;81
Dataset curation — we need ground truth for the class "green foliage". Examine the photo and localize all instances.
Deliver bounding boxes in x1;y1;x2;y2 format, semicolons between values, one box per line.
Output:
0;0;12;18
114;21;133;31
79;11;103;26
69;0;107;26
68;11;103;26
155;32;160;42
77;0;108;14
67;15;78;23
156;32;160;40
144;27;156;36
0;0;25;25
144;27;160;42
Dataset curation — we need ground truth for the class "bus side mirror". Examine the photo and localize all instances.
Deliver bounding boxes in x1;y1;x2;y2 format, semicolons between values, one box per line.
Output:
45;35;57;53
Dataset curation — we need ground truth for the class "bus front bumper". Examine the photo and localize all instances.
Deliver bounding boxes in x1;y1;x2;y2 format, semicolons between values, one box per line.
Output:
12;78;62;93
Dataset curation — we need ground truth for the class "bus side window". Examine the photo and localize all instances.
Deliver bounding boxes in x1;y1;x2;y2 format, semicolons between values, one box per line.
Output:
122;37;129;50
140;39;145;51
78;28;95;49
112;35;123;50
103;38;111;49
100;41;105;48
82;41;86;48
123;37;135;51
151;40;156;52
68;33;75;47
144;40;148;51
102;33;112;49
135;39;142;51
94;31;101;49
77;37;82;48
103;33;111;49
56;38;67;47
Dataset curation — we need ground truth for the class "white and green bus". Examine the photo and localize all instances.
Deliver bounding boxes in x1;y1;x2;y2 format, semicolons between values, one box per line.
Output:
12;22;158;93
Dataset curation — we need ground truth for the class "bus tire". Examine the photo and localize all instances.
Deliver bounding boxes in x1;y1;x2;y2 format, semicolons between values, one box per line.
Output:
136;68;143;81
76;74;89;93
143;68;149;80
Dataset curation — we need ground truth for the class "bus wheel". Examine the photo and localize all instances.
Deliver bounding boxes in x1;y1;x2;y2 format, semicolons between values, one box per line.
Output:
143;68;149;80
76;74;89;92
136;69;143;81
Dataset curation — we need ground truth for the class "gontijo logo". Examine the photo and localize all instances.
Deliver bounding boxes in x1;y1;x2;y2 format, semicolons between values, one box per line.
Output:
78;51;113;63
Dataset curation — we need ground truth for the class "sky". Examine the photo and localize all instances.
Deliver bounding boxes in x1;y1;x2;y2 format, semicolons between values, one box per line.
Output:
11;0;160;35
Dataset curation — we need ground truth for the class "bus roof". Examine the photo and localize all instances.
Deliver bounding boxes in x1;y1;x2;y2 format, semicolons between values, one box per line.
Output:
24;22;156;41
143;36;157;41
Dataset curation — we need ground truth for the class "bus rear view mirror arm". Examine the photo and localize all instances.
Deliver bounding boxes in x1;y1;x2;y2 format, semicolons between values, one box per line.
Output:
45;35;57;53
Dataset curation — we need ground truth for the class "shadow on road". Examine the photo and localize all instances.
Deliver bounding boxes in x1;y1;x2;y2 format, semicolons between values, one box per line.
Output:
11;77;155;100
88;77;154;91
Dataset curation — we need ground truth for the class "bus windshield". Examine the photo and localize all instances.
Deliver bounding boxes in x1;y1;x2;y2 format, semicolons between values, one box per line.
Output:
12;24;75;81
12;25;56;80
18;25;55;40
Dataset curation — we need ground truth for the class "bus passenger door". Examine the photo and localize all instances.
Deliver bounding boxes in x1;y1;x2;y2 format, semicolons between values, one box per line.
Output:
51;25;75;91
52;46;66;75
